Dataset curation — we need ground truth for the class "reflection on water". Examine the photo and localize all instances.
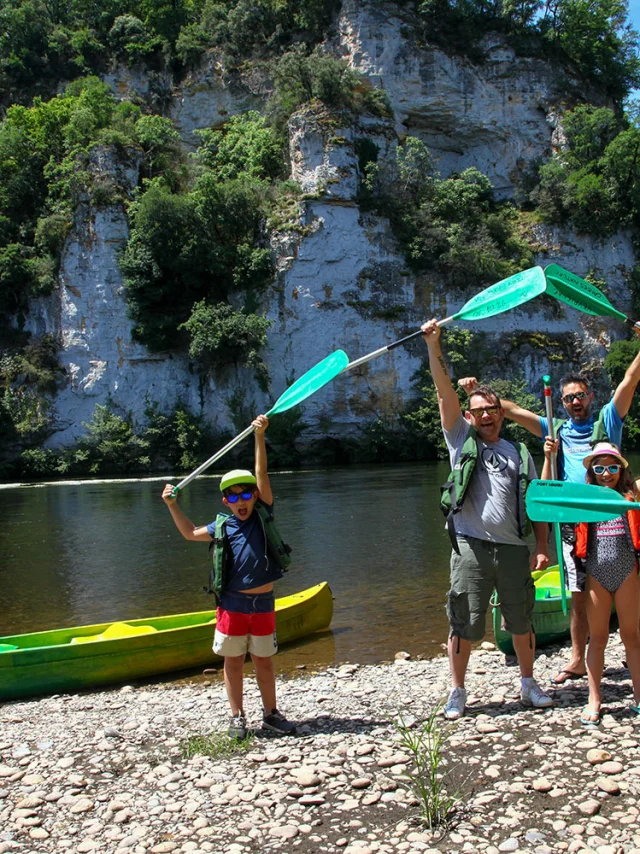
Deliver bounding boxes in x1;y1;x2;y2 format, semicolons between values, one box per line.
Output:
1;463;458;669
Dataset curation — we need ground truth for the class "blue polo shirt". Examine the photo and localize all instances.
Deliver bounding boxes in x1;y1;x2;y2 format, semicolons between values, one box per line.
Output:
206;502;283;592
538;400;623;483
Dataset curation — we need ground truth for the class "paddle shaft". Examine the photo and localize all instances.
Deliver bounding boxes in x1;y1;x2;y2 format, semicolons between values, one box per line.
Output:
543;375;567;615
343;316;455;372
173;423;256;493
170;349;350;495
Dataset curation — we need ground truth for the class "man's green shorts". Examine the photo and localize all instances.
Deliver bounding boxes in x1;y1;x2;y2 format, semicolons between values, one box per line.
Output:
447;536;535;642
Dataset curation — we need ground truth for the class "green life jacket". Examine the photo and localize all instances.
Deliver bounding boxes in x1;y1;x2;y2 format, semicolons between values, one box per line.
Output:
552;408;610;479
440;426;532;553
205;500;292;602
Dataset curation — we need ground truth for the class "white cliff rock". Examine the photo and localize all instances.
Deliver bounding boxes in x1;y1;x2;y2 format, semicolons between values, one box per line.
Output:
21;4;636;449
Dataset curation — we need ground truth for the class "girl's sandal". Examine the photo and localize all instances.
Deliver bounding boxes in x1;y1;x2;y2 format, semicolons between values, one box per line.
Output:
580;707;602;727
629;701;640;715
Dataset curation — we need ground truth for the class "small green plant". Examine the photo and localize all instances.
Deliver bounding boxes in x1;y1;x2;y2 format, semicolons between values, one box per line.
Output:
181;731;255;759
394;707;459;830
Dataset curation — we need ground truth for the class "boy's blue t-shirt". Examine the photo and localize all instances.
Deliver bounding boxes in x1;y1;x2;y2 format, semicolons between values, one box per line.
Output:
538;400;623;484
206;502;283;592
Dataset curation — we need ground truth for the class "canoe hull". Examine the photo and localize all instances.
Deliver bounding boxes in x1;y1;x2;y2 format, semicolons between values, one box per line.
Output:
492;568;572;655
0;582;333;701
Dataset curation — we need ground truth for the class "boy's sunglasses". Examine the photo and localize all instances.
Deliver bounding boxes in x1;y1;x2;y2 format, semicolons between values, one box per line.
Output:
561;391;588;403
225;490;256;503
592;464;621;475
468;405;500;418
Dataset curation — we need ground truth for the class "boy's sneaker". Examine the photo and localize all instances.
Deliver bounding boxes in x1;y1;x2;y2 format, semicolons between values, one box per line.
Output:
444;687;467;720
521;679;554;708
262;708;296;735
228;712;247;740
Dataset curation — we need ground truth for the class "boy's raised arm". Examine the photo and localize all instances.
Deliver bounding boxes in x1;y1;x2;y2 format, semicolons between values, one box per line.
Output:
253;414;273;506
161;484;212;541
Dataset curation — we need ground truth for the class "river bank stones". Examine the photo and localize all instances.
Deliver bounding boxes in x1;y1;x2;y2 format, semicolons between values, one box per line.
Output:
2;637;640;852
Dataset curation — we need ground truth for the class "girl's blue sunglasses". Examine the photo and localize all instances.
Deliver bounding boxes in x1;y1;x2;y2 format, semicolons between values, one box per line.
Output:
592;464;621;475
225;490;256;503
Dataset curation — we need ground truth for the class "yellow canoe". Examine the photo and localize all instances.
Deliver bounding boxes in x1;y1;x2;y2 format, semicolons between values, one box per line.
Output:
0;582;333;701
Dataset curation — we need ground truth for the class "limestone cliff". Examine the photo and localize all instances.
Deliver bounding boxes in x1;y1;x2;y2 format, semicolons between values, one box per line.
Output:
24;0;635;449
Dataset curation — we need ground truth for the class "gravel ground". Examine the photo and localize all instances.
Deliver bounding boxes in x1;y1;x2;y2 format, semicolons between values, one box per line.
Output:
2;632;640;854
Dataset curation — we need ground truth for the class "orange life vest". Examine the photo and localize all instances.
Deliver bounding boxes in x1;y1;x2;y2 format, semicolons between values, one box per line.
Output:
575;493;640;559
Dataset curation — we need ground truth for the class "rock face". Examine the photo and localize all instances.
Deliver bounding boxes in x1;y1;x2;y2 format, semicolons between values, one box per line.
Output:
23;1;636;448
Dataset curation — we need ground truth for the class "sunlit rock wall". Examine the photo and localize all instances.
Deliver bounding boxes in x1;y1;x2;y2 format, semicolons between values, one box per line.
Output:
23;1;636;448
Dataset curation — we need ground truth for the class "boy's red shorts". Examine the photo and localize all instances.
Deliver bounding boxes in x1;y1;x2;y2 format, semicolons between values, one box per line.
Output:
213;591;277;658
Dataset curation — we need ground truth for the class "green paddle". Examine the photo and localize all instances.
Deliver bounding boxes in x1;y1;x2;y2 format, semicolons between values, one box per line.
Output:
526;479;640;523
172;349;349;494
545;264;640;329
343;266;546;372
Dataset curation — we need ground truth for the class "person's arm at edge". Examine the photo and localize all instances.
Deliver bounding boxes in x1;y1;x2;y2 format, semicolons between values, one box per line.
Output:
530;520;550;572
540;436;558;481
253;414;273;506
612;328;640;418
161;484;212;541
421;320;461;432
458;376;543;438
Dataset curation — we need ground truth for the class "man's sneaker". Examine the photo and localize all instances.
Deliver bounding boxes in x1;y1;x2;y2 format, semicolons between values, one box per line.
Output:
262;708;296;735
521;679;554;709
228;712;247;740
443;687;467;720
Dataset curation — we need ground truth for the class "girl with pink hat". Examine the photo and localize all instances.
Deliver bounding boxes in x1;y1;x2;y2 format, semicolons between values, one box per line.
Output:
544;441;640;725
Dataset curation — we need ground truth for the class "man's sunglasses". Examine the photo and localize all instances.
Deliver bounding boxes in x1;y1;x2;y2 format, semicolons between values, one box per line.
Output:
561;391;589;404
225;490;256;503
469;405;500;418
592;464;621;475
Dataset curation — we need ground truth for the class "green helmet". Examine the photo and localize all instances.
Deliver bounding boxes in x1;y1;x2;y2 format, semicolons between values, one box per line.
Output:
219;469;257;492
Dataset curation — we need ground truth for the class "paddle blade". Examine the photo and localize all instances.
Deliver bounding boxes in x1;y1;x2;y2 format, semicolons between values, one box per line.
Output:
544;264;627;321
452;266;546;323
267;349;349;416
526;479;640;523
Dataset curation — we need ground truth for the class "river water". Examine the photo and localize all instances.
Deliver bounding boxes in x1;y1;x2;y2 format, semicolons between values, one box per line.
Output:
0;463;464;673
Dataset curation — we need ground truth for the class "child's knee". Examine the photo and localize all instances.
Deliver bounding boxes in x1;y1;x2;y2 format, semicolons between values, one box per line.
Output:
620;627;640;649
251;653;274;669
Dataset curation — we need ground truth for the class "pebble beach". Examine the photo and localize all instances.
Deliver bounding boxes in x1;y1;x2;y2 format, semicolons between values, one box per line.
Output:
2;634;640;854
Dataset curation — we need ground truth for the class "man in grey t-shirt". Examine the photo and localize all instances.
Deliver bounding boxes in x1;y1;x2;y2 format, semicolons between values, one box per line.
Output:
421;319;553;720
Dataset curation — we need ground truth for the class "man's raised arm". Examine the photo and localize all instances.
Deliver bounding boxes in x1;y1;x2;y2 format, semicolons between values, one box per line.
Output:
458;376;543;438
612;330;640;419
421;320;461;432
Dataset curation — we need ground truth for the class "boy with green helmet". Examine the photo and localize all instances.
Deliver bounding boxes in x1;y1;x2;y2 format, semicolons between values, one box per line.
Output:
162;414;295;740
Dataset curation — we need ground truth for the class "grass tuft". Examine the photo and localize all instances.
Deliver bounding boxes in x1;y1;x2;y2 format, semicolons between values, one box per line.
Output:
394;706;460;829
181;731;255;759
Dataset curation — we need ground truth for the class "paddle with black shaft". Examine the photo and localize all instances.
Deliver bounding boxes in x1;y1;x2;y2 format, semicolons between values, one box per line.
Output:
171;349;349;496
527;479;640;523
545;264;640;329
542;375;568;615
343;266;547;372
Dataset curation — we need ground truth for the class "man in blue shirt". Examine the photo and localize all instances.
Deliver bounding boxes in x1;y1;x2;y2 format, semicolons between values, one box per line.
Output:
460;351;640;685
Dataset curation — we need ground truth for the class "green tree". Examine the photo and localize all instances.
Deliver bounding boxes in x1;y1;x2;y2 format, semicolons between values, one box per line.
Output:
541;0;640;99
179;300;271;382
196;112;284;182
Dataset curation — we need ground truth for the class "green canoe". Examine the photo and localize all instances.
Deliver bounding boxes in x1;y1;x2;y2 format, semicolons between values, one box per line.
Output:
0;582;333;701
492;567;571;655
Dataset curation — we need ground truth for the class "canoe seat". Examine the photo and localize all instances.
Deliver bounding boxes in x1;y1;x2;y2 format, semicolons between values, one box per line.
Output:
0;643;18;653
71;622;157;644
534;570;561;589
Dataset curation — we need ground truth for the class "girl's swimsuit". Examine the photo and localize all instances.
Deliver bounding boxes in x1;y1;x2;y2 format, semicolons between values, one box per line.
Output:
584;515;637;593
